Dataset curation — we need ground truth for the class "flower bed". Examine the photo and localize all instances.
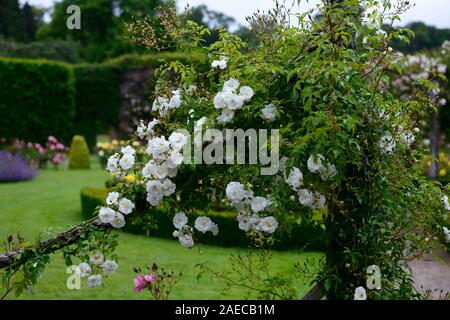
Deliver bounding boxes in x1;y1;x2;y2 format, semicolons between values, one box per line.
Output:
0;150;37;182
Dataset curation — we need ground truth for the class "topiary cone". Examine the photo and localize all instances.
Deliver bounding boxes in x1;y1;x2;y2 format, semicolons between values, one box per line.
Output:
68;135;91;170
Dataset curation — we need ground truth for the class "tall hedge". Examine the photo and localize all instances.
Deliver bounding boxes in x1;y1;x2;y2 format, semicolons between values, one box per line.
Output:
73;64;121;149
0;58;76;144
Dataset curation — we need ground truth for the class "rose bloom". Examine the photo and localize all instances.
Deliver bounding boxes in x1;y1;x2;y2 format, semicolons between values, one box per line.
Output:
134;273;156;292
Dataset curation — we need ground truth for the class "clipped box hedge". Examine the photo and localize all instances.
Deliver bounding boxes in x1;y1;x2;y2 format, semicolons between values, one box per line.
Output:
0;57;76;144
81;187;327;251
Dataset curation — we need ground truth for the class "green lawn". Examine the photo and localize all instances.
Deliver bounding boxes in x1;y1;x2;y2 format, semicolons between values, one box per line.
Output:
0;159;322;299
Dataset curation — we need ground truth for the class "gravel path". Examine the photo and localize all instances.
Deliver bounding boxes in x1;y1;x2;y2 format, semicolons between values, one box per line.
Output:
409;248;450;299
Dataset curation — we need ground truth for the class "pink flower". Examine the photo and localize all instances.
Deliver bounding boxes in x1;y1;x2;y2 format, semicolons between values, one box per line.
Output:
52;153;63;164
133;273;155;292
56;143;65;150
48;136;57;143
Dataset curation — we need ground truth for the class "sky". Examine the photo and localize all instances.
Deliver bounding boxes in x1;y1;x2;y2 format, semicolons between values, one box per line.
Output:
21;0;450;29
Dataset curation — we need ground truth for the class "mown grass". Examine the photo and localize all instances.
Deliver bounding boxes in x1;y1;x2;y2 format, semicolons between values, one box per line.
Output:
0;159;322;299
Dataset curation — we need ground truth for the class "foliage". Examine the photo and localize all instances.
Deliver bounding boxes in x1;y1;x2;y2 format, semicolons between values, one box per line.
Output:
80;187;327;250
0;150;37;182
0;57;76;144
388;22;450;53
68;136;91;170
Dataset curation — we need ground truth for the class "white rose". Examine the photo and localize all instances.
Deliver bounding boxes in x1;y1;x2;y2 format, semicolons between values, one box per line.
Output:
142;161;155;178
178;234;195;248
106;192;120;205
169;132;188;151
147;136;170;157
152;164;169;180
251;196;272;213
223;78;240;92
87;274;102;288
146;180;163;195
261;103;276;122
118;198;135;215
110;213;126;229
99;207;116;224
237;214;253;231
169;94;182;109
161;178;176;197
167;151;184;168
239;86;254;102
211;59;227;69
223;92;244;110
106;154;119;173
136;124;146;139
256;216;278;234
90;251;104;265
121;145;135;156
307;154;325;173
173;212;188;229
101;260;118;275
216;108;235;123
119;153;135;170
319;163;337;181
285;167;303;190
78;262;91;278
214;92;227;109
226;182;247;203
354;286;367;300
442;195;450;211
298;189;315;207
194;216;214;233
147;193;163;206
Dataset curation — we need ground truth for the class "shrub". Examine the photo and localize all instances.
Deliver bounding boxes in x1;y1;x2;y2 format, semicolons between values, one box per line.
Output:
68;135;91;170
0;38;82;63
80;187;327;250
0;150;37;182
0;58;76;145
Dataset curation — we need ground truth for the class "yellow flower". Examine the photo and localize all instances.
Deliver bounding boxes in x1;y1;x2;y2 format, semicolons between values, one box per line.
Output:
132;141;141;147
112;140;119;146
439;152;447;162
439;169;447;177
125;174;136;184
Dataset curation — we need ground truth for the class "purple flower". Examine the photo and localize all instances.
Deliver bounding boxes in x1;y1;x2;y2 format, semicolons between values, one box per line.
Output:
0;151;37;182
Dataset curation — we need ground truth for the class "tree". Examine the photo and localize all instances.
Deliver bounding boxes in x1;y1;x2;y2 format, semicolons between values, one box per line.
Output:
0;0;24;40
